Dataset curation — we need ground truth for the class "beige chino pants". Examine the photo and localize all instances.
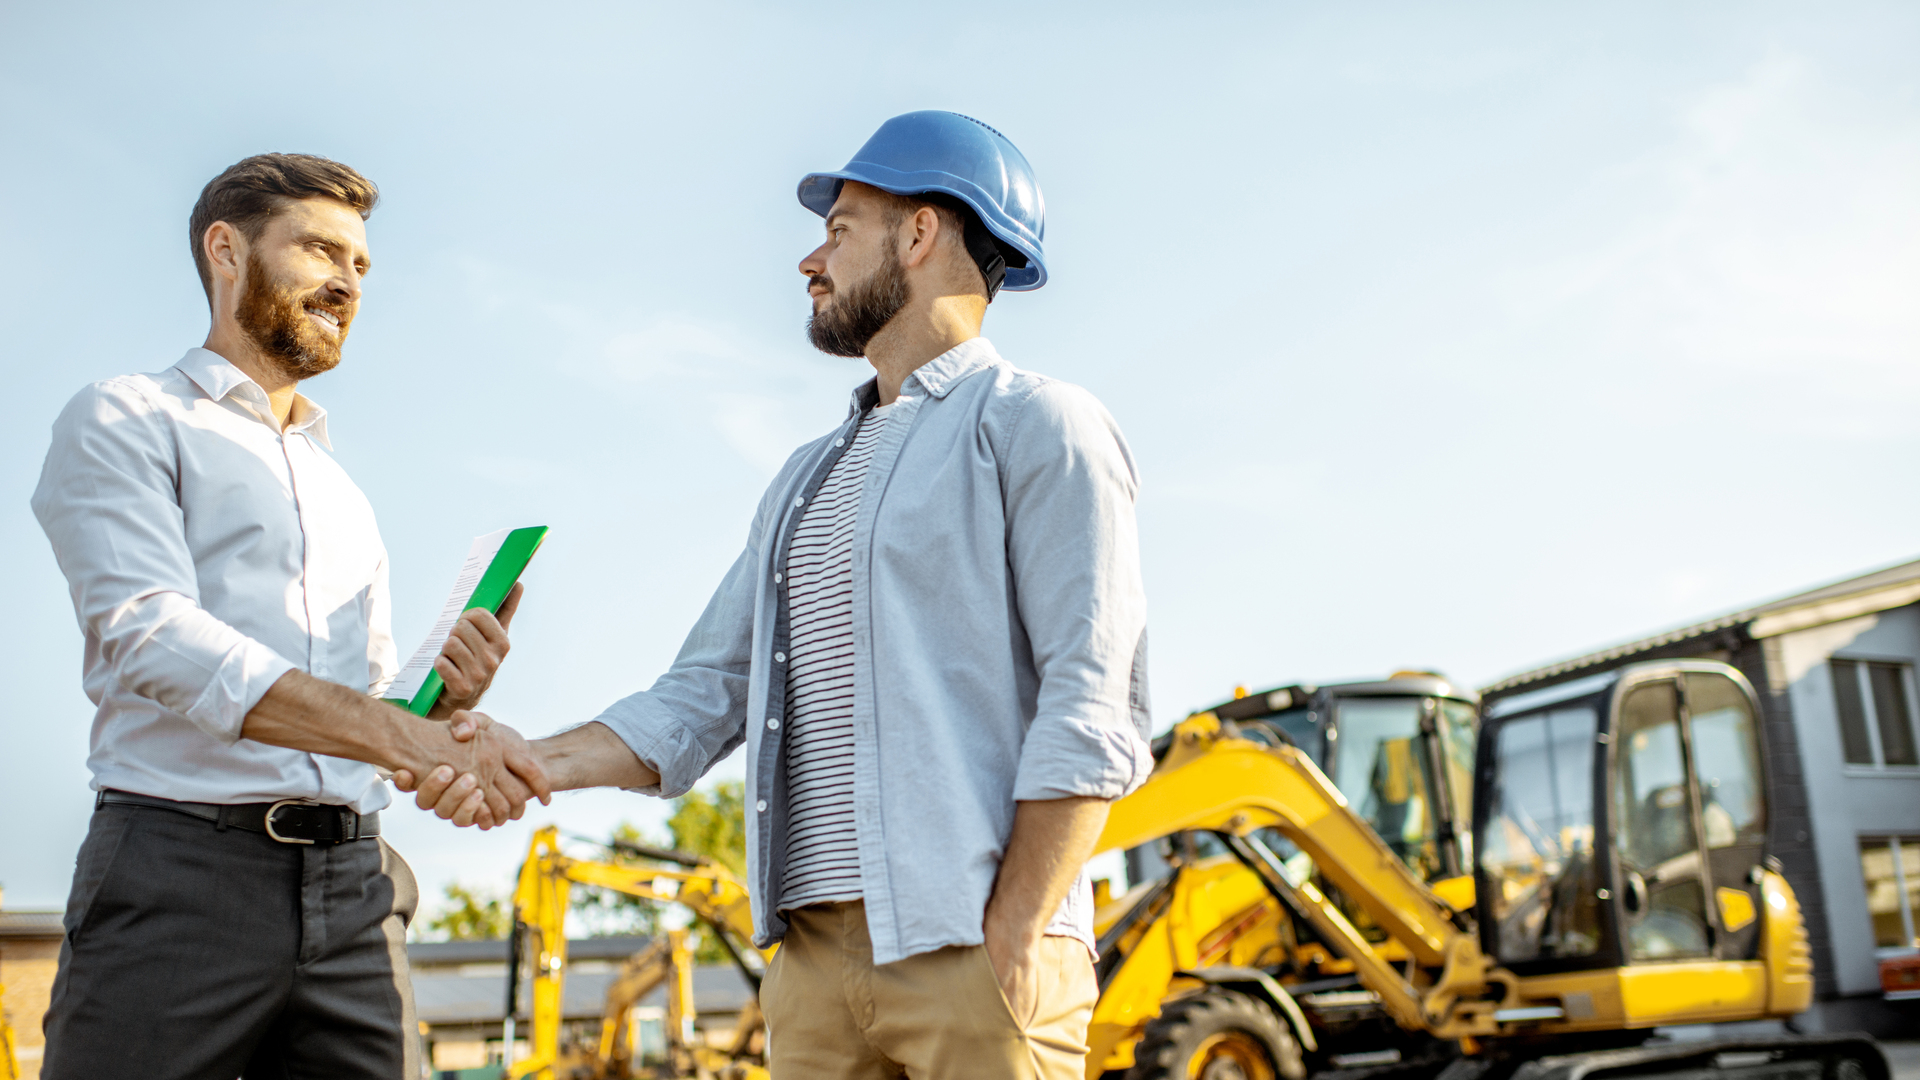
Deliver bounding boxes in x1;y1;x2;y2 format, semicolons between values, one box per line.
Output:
762;902;1098;1080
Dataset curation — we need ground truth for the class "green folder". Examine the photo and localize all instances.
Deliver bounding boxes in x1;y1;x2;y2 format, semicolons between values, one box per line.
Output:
383;526;548;716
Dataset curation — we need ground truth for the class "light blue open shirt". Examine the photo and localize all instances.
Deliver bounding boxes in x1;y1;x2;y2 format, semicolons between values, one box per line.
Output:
593;338;1153;965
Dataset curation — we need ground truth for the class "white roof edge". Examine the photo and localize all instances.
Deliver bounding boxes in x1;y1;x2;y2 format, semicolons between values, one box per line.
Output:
1749;580;1920;639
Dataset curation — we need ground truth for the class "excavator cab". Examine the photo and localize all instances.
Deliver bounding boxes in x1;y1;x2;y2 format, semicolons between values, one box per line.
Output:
1475;660;1773;979
1179;674;1481;890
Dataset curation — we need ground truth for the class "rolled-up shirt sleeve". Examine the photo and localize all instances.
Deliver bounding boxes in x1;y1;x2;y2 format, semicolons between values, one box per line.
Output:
590;513;764;798
1002;381;1155;802
30;381;296;744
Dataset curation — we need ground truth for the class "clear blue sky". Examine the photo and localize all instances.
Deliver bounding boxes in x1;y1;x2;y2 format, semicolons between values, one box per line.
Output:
2;2;1915;922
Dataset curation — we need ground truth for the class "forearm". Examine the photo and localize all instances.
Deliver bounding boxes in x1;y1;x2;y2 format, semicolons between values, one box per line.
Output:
241;668;441;771
985;795;1111;944
533;721;661;792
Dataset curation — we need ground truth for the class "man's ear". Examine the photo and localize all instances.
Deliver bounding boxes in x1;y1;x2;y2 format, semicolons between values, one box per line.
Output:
204;220;246;288
898;205;946;270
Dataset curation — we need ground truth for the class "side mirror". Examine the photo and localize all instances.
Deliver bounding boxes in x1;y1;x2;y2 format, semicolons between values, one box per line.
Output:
1622;870;1648;917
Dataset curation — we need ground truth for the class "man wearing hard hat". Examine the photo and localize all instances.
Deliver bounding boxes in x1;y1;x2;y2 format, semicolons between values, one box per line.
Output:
407;111;1152;1078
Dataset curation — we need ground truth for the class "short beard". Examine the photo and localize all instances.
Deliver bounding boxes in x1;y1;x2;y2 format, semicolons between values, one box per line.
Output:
806;251;910;358
234;265;348;381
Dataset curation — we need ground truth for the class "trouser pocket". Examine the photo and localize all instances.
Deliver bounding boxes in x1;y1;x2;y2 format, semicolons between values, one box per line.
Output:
61;807;141;946
973;942;1041;1030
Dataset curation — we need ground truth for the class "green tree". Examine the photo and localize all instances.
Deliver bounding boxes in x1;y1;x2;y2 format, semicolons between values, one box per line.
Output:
667;780;748;963
570;819;667;938
667;780;747;876
423;882;512;941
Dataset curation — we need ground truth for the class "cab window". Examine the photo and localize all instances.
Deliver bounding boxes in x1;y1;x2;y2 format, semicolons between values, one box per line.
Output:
1614;680;1711;960
1482;704;1602;961
1438;699;1479;868
1335;698;1441;881
1684;672;1765;849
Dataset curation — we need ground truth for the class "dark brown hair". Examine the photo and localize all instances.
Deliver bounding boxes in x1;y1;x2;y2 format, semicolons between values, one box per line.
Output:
872;188;1027;300
188;153;379;300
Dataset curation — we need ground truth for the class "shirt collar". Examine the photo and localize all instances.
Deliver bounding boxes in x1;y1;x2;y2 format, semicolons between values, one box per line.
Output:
174;347;332;449
908;336;999;399
843;336;1001;418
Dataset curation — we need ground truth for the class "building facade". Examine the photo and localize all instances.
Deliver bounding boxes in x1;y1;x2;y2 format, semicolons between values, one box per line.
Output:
0;906;63;1080
408;936;755;1073
1480;558;1920;1035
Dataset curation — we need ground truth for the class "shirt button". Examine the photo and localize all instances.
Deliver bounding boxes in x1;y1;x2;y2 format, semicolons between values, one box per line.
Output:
793;496;804;507
774;652;786;662
835;438;845;447
773;573;782;583
756;800;769;813
767;717;780;730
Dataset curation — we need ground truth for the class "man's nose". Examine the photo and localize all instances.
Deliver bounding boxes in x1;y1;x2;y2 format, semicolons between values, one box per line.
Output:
330;266;363;303
799;242;830;278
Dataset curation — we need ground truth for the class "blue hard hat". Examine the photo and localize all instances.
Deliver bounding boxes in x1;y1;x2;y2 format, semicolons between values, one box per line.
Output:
798;111;1048;292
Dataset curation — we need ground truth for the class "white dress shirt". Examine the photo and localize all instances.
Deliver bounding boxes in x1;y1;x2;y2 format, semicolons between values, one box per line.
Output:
32;348;396;813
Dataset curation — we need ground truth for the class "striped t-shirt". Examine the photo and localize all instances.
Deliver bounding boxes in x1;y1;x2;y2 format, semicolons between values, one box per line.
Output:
779;401;894;910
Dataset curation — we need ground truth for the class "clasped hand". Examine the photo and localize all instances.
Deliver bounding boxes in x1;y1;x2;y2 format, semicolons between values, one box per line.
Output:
427;583;522;716
392;710;549;829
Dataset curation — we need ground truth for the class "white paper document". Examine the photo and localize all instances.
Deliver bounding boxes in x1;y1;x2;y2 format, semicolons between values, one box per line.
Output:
384;528;512;706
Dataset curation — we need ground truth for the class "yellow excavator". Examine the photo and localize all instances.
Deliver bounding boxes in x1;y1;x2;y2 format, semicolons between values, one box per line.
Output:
504;826;770;1080
1088;672;1485;1076
1084;660;1887;1080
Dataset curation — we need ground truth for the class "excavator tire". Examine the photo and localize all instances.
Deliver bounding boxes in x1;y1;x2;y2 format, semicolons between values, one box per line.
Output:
1127;989;1305;1080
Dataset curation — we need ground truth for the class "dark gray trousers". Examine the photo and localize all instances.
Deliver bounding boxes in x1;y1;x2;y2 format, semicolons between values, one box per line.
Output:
41;803;420;1080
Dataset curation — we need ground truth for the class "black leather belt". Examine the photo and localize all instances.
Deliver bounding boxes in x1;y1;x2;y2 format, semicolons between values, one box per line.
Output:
96;789;379;845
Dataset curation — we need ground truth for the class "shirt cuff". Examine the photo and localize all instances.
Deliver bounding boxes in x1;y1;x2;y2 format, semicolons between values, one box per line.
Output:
590;695;696;798
183;639;298;745
1012;714;1154;802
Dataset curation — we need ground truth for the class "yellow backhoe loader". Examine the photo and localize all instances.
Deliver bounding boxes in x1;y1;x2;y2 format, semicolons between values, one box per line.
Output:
1084;660;1886;1080
1089;673;1485;1076
504;826;770;1080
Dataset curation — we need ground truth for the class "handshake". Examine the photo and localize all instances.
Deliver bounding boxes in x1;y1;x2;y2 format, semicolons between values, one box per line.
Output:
311;582;661;828
383;708;657;828
388;710;551;830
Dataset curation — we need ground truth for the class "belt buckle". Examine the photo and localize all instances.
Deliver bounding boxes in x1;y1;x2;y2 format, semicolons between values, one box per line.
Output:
265;798;319;845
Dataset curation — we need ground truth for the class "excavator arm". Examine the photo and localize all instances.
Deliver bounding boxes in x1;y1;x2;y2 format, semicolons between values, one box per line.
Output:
506;826;772;1080
1095;715;1514;1037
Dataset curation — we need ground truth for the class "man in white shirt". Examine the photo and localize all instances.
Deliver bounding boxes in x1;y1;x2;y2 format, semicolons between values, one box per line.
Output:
30;152;550;1079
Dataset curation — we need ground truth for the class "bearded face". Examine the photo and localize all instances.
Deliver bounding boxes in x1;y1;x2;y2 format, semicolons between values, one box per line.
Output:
234;260;352;381
806;246;910;358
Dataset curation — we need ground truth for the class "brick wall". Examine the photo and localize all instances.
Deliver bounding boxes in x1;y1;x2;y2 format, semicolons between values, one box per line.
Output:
1739;634;1841;998
1;939;59;1080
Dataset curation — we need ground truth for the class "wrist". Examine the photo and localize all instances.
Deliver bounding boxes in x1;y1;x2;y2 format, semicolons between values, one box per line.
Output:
427;690;480;720
376;710;440;776
528;736;571;790
530;722;659;793
983;903;1043;950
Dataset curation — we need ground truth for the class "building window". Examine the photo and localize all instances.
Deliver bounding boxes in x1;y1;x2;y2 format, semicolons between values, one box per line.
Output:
1860;836;1920;951
1831;659;1919;767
